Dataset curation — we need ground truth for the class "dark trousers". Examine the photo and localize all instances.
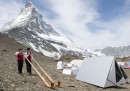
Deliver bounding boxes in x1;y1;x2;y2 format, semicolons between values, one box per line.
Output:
17;60;23;74
25;59;32;74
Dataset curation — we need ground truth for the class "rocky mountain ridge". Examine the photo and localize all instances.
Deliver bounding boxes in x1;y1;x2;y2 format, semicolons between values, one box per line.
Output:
0;1;83;59
95;46;130;58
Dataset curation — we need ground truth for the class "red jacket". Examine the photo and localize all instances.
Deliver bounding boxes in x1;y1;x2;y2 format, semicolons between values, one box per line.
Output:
17;52;24;60
26;52;32;60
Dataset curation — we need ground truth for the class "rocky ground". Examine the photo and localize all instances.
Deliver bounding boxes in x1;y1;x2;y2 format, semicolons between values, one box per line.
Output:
1;33;130;91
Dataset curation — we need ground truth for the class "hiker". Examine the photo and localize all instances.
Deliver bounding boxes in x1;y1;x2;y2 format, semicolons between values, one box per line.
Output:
24;48;33;75
15;48;24;75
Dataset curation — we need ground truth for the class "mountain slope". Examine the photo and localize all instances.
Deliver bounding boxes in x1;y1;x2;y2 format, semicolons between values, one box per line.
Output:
0;1;83;58
0;32;87;91
1;32;130;91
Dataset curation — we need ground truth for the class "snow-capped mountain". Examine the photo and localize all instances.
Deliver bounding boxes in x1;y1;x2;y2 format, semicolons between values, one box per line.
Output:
82;49;105;57
0;1;84;58
95;46;130;58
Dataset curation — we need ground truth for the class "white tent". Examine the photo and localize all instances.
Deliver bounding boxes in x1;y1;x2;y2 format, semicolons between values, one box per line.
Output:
118;62;125;68
124;62;130;69
57;61;64;69
117;62;130;69
70;60;83;68
62;65;79;76
62;68;72;75
71;65;79;75
76;56;128;88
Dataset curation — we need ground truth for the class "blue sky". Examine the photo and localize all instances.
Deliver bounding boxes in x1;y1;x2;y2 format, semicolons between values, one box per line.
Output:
0;0;130;49
97;0;125;21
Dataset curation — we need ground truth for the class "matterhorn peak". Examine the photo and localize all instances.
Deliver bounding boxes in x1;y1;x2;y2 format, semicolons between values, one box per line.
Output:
25;1;34;8
0;1;84;58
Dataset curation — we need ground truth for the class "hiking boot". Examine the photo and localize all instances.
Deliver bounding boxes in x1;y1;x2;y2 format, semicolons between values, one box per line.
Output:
18;73;23;76
27;73;32;76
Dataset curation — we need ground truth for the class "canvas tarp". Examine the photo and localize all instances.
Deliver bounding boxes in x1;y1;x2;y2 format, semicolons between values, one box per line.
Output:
70;60;83;68
76;56;128;88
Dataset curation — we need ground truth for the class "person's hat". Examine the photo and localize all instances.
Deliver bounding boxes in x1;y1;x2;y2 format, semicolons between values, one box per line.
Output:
27;48;31;50
18;48;22;50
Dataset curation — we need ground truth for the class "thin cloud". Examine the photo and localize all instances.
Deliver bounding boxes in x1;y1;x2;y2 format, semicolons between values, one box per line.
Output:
0;0;130;49
39;0;130;49
39;0;101;49
0;0;23;28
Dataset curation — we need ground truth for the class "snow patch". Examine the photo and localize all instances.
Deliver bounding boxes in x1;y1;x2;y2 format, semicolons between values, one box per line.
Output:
87;49;105;56
28;42;39;52
39;46;53;57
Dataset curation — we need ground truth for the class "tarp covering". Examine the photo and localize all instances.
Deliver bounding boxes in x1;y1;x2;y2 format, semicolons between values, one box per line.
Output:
76;56;128;88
